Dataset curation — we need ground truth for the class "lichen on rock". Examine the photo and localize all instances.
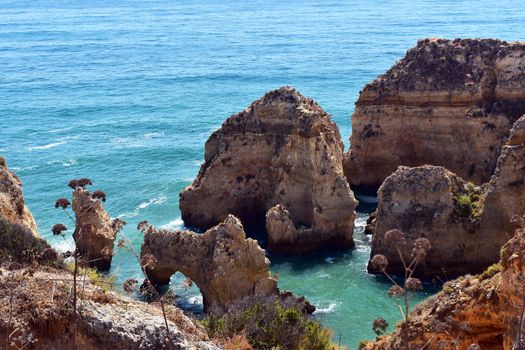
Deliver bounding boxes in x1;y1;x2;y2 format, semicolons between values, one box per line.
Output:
345;38;525;190
179;86;357;254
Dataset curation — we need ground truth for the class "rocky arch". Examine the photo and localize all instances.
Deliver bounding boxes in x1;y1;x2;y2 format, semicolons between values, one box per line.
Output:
140;215;279;312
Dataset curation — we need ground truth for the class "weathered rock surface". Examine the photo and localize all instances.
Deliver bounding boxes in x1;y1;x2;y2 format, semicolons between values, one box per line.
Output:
0;157;38;236
0;266;220;350
141;215;314;313
362;225;525;350
369;116;525;278
368;165;492;278
345;38;525;190
180;86;357;253
72;188;117;270
478;115;525;245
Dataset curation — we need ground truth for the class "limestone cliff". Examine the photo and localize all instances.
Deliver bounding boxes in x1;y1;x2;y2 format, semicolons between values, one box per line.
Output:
179;86;357;253
362;225;525;350
72;188;117;270
368;165;493;278
345;38;525;190
0;157;38;236
369;115;525;278
141;215;314;313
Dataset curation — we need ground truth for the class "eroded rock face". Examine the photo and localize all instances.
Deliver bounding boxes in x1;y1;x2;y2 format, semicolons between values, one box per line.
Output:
363;227;525;350
141;215;313;313
72;188;116;270
0;157;38;236
180;86;357;253
368;165;494;278
478;115;525;245
345;38;525;190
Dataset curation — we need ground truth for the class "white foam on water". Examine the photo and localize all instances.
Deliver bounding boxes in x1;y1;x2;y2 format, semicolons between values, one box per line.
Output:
191;159;203;166
138;194;167;209
325;257;335;264
355;216;368;229
313;302;337;314
28;141;67;151
358;195;378;204
141;131;164;139
160;218;184;230
62;159;78;167
187;295;203;305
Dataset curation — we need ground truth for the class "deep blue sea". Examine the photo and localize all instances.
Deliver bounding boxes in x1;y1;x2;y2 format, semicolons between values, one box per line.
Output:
2;0;524;348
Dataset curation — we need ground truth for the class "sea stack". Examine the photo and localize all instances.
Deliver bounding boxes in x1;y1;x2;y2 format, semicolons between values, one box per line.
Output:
180;86;358;254
72;187;117;270
345;38;525;191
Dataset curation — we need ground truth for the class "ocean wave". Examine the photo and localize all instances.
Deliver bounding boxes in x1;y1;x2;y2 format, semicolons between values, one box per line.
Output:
160;218;184;230
313;302;337;314
187;295;203;305
324;257;335;264
47;126;74;133
119;194;167;219
192;159;203;166
354;216;368;229
11;165;38;171
28;140;67;151
142;131;164;140
62;159;78;167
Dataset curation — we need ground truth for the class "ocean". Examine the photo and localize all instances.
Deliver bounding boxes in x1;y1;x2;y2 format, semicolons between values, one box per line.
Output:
2;0;524;347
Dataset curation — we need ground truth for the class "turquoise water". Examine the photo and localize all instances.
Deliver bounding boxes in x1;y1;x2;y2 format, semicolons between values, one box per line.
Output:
2;0;525;347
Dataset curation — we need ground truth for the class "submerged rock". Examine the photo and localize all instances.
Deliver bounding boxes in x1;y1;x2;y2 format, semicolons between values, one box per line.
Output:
368;165;490;278
345;38;525;190
141;215;314;313
72;188;117;270
0;157;38;236
363;225;525;350
179;86;357;254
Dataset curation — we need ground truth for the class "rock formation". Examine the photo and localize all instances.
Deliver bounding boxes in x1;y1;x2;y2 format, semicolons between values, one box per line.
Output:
0;157;38;236
362;225;525;350
179;86;358;254
478;115;525;245
369;116;525;278
345;38;525;191
72;188;117;270
0;266;219;350
141;215;314;313
368;165;493;278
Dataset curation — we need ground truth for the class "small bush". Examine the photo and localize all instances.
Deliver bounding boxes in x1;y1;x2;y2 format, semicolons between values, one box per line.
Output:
480;263;501;280
67;262;116;291
204;295;336;350
0;218;51;264
453;183;482;219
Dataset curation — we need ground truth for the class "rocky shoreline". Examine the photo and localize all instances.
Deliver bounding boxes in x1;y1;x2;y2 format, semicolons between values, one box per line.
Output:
2;37;525;349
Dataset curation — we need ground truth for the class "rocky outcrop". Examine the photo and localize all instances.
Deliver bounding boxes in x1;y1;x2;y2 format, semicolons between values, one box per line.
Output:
179;86;358;253
0;157;38;236
367;165;494;278
369;116;525;278
0;266;220;350
362;225;525;350
345;38;525;190
478;115;525;245
72;188;117;270
141;215;314;313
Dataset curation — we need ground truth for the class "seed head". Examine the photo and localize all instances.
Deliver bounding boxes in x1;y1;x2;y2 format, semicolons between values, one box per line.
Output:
112;218;127;233
372;317;389;335
123;278;138;293
385;229;406;246
405;277;423;291
412;237;431;260
91;190;106;202
55;198;71;209
52;223;67;235
370;254;389;270
388;285;405;297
